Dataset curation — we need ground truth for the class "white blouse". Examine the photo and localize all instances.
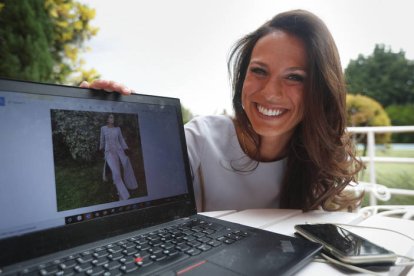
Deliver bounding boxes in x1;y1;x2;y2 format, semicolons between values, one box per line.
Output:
184;115;286;211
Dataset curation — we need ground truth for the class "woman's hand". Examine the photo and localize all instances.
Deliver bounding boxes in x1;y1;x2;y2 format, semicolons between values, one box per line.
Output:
80;80;133;95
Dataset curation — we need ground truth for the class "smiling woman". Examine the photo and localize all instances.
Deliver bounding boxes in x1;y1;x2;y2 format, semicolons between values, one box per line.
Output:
226;9;364;212
240;31;307;161
82;9;364;213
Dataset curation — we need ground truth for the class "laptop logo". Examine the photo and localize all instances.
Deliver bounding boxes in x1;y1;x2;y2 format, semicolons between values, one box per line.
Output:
281;240;295;253
0;97;5;106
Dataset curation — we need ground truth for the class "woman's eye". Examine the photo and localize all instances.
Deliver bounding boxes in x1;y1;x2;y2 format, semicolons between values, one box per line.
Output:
287;74;305;82
250;67;267;76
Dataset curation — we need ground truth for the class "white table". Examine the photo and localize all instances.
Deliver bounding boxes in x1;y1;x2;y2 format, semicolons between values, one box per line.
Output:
200;209;414;275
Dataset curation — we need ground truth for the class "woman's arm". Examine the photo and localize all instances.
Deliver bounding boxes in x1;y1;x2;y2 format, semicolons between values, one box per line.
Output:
99;126;105;151
117;127;129;150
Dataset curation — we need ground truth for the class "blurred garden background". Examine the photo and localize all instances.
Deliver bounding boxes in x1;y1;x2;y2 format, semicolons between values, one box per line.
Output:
1;0;413;206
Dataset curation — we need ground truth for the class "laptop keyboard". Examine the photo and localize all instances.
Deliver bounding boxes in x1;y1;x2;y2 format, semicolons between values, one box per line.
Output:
17;218;249;276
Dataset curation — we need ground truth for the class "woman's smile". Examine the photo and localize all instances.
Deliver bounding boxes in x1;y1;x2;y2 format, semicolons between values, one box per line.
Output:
256;104;287;117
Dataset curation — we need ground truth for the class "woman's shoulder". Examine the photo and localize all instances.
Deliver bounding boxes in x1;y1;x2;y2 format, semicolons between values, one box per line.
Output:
185;115;237;150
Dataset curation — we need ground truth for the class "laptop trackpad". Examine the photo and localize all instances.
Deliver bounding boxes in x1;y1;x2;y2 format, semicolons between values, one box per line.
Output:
164;233;316;276
206;235;300;275
174;260;239;276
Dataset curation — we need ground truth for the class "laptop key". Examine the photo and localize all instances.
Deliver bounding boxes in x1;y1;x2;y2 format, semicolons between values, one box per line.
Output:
77;255;93;263
233;230;248;237
207;240;222;247
107;252;123;261
135;256;153;268
107;246;122;253
102;270;122;276
39;264;59;275
150;252;166;262
173;237;186;245
136;243;150;251
103;261;121;270
85;266;105;276
60;259;77;269
123;242;136;249
93;251;108;258
187;240;201;247
91;257;109;266
185;248;201;256
56;268;75;276
121;256;136;264
223;238;236;244
74;263;93;272
119;263;139;273
197;244;212;251
122;248;138;256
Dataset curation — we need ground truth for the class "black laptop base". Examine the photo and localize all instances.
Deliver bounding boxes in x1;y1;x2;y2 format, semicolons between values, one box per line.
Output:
1;214;321;276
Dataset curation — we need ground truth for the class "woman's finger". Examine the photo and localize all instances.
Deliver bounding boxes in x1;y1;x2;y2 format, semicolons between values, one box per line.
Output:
79;81;90;88
81;79;132;95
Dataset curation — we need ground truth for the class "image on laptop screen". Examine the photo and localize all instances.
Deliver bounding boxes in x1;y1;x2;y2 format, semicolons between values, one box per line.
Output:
51;110;147;212
0;85;190;241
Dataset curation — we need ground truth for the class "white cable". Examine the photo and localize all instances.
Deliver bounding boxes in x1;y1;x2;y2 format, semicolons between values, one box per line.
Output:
395;254;414;266
315;254;414;268
334;223;414;242
320;253;383;276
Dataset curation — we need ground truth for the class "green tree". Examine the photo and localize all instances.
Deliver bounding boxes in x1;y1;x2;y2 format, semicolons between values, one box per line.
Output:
181;105;193;124
0;0;99;84
345;44;414;107
346;94;391;154
386;104;414;143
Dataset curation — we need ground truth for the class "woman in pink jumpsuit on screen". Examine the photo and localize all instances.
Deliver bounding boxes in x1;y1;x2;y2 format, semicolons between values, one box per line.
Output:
100;114;138;200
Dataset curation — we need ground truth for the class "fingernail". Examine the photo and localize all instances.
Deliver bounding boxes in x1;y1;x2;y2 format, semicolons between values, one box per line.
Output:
80;81;89;87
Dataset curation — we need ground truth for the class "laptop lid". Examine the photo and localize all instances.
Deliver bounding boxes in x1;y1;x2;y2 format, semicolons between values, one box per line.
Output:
0;78;197;268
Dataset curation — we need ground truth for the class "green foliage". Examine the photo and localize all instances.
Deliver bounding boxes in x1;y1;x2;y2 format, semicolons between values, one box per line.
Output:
360;147;414;206
52;110;103;162
51;111;140;162
0;0;99;84
346;94;391;144
386;104;414;143
0;0;54;82
345;44;414;107
181;105;193;124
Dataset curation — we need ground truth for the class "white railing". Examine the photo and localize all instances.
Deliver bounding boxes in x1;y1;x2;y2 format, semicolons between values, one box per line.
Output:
347;126;414;205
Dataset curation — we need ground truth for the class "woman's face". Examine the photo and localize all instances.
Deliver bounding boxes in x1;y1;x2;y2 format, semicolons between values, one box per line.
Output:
107;114;114;125
242;30;307;142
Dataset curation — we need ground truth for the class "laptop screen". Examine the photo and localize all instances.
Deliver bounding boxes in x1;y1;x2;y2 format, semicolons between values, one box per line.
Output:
0;79;195;244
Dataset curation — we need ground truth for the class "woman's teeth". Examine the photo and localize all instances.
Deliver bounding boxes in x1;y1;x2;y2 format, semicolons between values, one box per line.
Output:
257;105;284;116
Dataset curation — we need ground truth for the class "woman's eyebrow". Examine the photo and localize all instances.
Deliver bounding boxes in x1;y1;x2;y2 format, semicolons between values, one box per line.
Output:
249;60;267;67
286;67;308;74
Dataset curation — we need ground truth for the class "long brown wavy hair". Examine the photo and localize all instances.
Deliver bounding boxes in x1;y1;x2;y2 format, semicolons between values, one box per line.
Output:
228;9;364;211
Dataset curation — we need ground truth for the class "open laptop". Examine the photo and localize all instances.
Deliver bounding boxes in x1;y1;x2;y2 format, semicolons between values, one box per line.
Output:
0;78;322;276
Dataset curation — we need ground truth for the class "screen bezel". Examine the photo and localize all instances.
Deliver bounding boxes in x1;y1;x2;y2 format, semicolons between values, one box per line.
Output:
0;78;197;268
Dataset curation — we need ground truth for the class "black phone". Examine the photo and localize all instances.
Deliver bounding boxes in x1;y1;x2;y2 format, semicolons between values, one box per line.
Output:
294;223;397;265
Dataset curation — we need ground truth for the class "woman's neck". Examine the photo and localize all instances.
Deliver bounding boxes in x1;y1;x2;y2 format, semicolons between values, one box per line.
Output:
235;122;291;162
259;135;290;162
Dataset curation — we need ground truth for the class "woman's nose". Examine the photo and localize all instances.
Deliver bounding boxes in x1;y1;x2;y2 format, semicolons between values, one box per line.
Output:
261;78;283;100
